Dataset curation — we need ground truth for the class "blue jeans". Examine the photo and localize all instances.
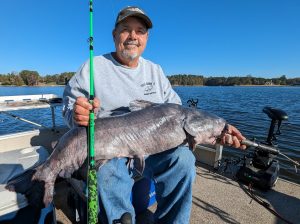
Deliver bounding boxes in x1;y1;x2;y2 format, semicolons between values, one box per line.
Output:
97;146;196;224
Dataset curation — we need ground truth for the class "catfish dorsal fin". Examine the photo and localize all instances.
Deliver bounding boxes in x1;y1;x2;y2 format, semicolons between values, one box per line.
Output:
97;108;113;118
129;100;157;111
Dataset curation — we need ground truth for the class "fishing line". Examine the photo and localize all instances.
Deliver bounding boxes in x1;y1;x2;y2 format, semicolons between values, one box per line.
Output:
279;152;300;167
247;183;294;224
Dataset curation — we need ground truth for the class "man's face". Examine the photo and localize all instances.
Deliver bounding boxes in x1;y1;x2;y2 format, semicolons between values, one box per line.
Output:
113;17;148;62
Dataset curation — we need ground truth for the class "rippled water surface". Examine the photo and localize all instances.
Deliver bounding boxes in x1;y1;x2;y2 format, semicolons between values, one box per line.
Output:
176;86;300;183
0;86;299;183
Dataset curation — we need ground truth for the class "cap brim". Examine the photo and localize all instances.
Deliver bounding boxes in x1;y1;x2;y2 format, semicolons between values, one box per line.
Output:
117;12;152;29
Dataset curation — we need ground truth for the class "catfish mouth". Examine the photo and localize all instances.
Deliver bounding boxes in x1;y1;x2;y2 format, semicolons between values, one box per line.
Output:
194;122;227;146
194;133;218;146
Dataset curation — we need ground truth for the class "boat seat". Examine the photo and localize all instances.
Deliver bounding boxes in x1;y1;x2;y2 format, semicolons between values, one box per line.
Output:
263;107;288;121
0;146;54;223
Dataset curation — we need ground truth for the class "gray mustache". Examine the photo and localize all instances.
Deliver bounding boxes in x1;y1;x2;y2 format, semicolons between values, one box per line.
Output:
124;41;139;46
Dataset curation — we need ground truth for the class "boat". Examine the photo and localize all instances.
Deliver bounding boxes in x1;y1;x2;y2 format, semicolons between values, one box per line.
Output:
0;94;68;223
0;94;299;224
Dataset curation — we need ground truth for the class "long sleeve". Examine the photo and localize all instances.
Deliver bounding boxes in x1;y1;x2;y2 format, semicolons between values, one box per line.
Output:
62;62;90;128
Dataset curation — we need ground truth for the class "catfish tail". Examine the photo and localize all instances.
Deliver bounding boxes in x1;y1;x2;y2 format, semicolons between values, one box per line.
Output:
5;169;45;209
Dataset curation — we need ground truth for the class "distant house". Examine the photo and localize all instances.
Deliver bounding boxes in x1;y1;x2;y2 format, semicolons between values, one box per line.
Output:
265;80;273;85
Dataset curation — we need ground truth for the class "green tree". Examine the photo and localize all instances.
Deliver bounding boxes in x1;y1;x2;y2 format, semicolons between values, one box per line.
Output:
19;70;40;86
56;72;75;85
14;75;24;86
44;74;57;84
167;74;203;86
279;75;287;85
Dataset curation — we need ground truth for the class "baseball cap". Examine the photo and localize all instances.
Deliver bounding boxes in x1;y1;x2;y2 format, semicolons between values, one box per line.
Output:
115;6;153;29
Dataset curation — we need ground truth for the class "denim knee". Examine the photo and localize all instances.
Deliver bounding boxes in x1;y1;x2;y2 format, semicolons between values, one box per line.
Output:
171;146;196;177
97;158;133;190
145;146;196;181
96;158;135;224
150;147;196;223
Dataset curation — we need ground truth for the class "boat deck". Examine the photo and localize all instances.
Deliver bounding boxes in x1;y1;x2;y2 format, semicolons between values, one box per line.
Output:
54;162;300;224
189;163;300;224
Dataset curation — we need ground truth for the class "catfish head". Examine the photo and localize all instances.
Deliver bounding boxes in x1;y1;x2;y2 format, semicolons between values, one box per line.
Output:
183;107;226;149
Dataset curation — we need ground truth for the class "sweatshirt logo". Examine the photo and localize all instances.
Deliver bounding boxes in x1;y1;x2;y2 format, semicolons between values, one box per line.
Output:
141;82;156;95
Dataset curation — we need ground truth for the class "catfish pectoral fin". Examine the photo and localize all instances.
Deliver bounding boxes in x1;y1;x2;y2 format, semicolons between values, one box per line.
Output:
185;133;196;151
6;169;36;194
6;169;45;209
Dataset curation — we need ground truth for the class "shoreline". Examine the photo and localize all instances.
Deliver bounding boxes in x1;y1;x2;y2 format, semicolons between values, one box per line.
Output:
0;84;66;87
0;84;298;87
171;84;293;87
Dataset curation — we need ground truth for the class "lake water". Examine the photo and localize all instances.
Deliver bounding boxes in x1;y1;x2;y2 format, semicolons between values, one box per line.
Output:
0;86;299;184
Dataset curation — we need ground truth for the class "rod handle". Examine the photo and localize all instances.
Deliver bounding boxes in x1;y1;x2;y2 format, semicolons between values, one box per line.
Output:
241;139;279;155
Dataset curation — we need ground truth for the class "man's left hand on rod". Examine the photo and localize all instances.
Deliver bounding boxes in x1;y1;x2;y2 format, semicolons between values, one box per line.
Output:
73;96;100;126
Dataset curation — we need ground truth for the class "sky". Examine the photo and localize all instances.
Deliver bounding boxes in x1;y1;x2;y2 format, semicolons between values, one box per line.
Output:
0;0;300;78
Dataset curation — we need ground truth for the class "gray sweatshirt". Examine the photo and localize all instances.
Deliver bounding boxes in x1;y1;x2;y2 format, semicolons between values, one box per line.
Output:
63;53;181;128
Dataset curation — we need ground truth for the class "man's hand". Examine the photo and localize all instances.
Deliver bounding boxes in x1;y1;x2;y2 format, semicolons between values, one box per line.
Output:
221;124;247;150
73;96;100;126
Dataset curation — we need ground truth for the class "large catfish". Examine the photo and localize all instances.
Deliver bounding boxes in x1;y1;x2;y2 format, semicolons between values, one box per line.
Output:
6;100;227;207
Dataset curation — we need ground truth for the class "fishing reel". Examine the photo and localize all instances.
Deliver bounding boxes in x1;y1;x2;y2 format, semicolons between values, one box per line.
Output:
236;107;288;190
187;98;198;108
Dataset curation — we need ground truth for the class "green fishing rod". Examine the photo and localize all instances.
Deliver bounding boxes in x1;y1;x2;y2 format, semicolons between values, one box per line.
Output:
87;0;98;223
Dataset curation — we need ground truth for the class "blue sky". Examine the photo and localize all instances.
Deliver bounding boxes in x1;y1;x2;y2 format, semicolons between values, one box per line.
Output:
0;0;299;78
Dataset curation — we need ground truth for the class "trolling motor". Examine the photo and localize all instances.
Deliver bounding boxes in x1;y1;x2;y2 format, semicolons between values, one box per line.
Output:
236;107;288;190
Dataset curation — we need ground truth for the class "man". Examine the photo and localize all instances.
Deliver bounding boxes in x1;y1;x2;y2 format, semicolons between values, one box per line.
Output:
63;6;246;223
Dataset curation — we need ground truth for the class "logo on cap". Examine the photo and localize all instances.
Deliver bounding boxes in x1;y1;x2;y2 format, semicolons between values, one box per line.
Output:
127;7;144;14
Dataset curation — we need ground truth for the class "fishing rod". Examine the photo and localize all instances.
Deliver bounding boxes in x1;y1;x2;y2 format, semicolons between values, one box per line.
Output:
87;0;98;223
0;111;50;129
241;139;300;167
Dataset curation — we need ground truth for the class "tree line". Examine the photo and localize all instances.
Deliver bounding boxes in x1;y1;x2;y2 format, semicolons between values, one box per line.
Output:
1;71;300;86
168;74;300;86
0;70;75;86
